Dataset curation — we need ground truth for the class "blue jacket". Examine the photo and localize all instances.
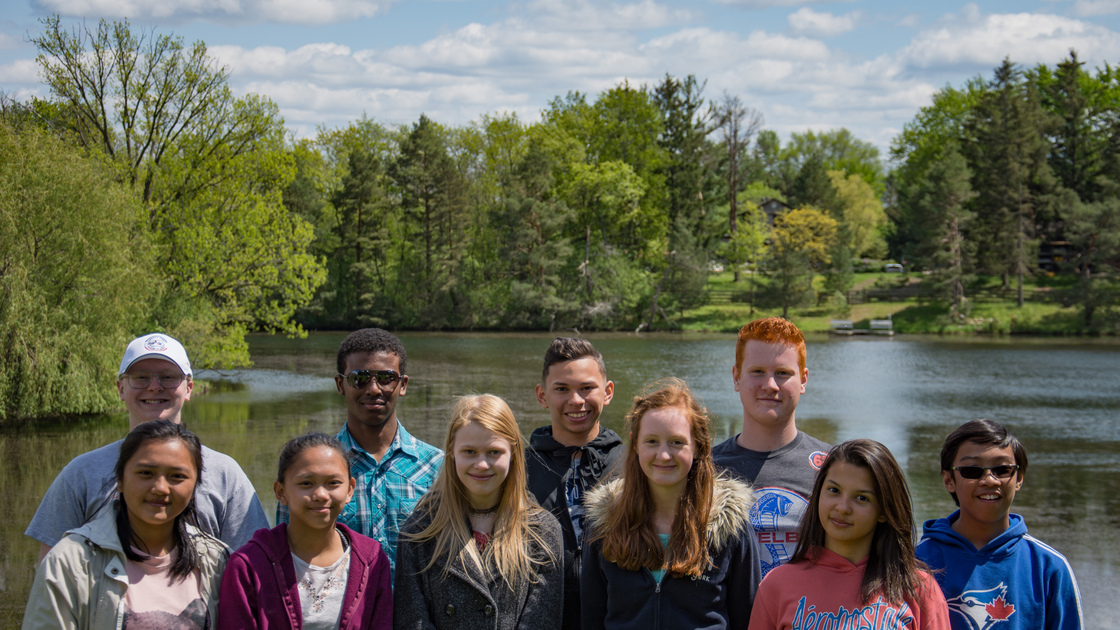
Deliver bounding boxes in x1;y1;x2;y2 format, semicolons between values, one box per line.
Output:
916;512;1083;630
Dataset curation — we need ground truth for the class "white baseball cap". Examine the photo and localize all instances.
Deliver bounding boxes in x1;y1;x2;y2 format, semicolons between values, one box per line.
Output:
119;333;193;377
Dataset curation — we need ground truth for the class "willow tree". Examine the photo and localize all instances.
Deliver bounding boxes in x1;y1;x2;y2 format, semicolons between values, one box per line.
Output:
0;123;158;419
31;16;324;365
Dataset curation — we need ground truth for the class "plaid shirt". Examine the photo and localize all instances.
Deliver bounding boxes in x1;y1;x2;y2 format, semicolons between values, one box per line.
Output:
276;421;442;573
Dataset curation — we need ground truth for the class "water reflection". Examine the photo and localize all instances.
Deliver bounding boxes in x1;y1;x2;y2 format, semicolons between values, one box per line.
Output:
1;332;1117;628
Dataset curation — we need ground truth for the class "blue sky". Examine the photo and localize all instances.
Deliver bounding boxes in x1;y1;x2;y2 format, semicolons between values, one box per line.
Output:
2;0;1119;155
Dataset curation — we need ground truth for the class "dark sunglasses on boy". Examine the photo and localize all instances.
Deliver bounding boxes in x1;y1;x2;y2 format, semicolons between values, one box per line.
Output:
338;369;401;390
950;464;1019;480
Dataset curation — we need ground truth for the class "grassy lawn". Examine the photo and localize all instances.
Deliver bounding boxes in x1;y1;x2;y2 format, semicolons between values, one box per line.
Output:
678;272;1118;335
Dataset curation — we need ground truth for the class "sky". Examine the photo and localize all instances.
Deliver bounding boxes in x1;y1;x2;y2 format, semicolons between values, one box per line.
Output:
2;0;1120;157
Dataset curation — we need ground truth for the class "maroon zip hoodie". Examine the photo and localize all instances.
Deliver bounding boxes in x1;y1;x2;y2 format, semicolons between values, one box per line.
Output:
218;523;392;629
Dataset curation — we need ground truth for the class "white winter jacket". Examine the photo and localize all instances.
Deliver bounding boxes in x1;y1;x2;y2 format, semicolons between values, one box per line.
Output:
22;505;228;630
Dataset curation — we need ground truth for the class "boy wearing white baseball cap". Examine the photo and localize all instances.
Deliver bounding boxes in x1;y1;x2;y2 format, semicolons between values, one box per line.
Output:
26;333;270;560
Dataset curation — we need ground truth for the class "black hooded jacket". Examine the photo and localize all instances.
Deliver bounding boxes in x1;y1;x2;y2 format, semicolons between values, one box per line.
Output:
525;425;624;630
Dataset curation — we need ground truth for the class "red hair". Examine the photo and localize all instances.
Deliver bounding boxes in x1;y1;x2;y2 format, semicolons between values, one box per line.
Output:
734;317;806;375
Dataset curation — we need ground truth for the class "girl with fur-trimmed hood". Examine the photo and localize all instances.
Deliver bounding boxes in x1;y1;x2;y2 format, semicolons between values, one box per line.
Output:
580;379;762;630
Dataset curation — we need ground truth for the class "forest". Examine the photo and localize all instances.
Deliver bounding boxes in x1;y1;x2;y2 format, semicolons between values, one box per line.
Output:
2;17;1118;419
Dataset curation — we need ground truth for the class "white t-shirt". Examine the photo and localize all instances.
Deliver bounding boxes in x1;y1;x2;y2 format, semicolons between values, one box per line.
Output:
291;534;352;630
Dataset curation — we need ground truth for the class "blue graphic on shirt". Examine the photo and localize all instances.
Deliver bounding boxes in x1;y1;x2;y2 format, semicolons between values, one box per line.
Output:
749;487;809;576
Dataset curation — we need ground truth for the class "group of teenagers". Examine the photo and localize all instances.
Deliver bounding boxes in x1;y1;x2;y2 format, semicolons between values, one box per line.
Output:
21;318;1083;629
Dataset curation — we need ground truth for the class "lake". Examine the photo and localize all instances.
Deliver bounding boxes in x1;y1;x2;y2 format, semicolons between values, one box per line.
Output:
2;332;1118;628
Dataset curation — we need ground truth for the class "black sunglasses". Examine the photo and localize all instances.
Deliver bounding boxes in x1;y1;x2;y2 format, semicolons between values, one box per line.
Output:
338;369;401;389
951;464;1019;480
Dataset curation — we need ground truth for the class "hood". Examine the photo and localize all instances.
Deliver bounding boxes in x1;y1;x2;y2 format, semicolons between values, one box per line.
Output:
243;522;292;563
529;425;622;456
919;511;1027;557
584;474;755;553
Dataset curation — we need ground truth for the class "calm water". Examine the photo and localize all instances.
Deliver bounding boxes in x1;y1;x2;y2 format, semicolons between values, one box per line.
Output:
2;332;1119;627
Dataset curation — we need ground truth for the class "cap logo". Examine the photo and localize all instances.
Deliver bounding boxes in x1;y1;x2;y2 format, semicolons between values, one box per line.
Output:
144;335;169;352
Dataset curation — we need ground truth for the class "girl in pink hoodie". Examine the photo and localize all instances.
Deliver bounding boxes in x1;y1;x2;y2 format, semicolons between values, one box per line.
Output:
749;439;950;630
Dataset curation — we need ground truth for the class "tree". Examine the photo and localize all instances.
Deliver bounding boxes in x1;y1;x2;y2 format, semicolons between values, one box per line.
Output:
827;170;888;257
889;81;983;261
907;143;977;320
0;123;159;419
964;59;1053;306
1058;191;1120;327
714;93;763;282
391;114;468;327
781;129;885;197
722;201;770;313
653;75;712;244
31;16;325;365
768;208;838;317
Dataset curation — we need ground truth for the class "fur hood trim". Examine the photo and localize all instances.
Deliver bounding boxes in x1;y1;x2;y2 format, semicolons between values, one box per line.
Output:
584;473;755;553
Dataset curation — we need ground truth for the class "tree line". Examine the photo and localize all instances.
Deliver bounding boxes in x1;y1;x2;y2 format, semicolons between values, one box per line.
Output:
890;52;1120;326
2;17;1116;419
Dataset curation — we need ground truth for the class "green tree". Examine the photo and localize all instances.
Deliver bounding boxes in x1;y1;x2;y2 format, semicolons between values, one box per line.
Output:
493;141;574;329
722;201;770;313
964;59;1053;306
768;207;838;317
907;143;977;320
391;114;468;327
0;123;159;419
827;169;888;257
889;81;983;260
781;129;885;197
31;16;325;365
713;93;763;282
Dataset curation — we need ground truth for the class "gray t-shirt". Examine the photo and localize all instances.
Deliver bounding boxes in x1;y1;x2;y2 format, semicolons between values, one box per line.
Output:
26;439;270;551
712;430;830;577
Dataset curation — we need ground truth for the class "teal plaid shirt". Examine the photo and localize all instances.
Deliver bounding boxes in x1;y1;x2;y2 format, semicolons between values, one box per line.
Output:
276;421;442;573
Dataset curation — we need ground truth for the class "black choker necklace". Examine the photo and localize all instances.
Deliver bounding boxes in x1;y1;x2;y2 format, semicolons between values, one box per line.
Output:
467;503;500;517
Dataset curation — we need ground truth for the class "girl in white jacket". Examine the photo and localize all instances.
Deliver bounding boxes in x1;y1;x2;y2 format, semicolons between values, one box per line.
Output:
23;420;227;630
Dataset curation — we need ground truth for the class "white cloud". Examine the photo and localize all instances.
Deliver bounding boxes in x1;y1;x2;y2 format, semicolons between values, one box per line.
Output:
713;0;846;7
902;5;1120;69
788;8;859;37
1072;0;1120;15
32;0;397;25
527;0;691;31
0;59;40;83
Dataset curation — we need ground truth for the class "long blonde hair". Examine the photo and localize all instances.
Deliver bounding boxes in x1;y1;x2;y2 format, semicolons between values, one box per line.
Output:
405;394;554;587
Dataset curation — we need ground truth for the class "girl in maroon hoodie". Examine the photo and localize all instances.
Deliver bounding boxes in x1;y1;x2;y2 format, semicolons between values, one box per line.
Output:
218;433;392;629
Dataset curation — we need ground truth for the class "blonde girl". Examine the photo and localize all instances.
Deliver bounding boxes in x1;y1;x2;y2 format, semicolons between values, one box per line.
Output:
393;394;563;629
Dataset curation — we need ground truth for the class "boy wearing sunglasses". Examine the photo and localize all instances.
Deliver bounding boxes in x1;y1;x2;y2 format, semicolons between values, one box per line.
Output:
26;333;269;560
917;419;1083;630
277;327;441;575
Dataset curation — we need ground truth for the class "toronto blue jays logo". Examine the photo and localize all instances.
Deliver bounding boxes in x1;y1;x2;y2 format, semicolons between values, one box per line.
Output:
749;487;808;576
947;583;1016;630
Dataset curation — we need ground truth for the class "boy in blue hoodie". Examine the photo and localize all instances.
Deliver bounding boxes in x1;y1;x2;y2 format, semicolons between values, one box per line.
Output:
916;419;1083;630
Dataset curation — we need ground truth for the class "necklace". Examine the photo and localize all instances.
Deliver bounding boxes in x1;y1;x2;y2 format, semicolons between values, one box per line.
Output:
467;502;501;517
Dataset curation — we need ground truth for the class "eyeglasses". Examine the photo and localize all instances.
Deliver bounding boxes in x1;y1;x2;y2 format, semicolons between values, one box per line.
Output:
950;465;1019;480
338;369;401;390
123;372;187;389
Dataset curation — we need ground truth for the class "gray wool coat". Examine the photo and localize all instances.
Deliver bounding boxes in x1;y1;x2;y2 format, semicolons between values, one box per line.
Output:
393;505;564;630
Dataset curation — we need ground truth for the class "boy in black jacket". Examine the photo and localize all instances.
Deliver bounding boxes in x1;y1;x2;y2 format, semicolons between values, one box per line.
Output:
526;338;622;630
